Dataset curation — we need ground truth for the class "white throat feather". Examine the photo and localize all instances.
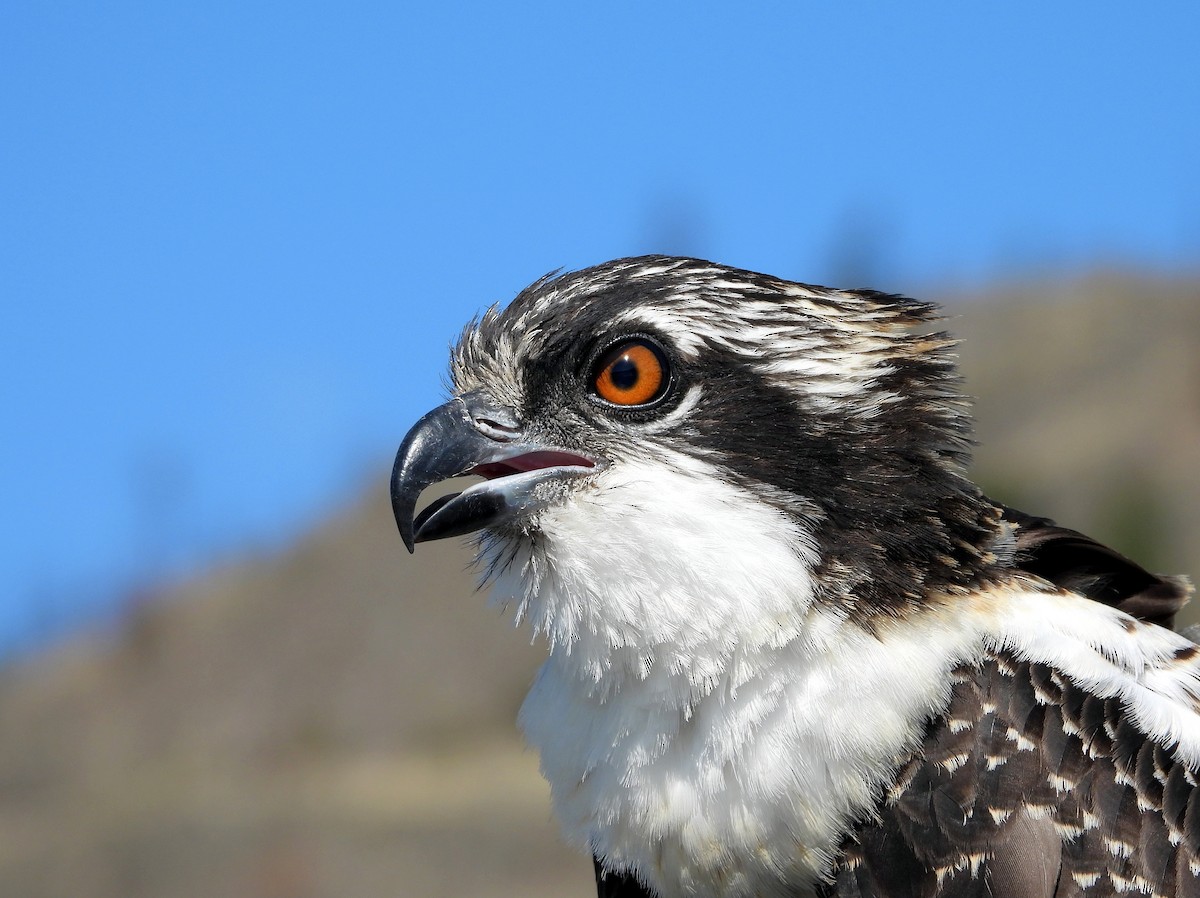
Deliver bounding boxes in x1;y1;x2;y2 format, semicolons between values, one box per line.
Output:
482;455;995;895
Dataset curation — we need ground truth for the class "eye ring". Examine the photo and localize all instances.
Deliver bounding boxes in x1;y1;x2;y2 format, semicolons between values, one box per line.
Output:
591;338;671;407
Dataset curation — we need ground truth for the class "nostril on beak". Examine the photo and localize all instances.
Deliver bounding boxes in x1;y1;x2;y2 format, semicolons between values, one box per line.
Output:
474;415;521;441
459;391;523;441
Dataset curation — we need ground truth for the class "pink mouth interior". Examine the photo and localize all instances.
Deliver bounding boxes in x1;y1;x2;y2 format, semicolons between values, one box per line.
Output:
469;451;595;480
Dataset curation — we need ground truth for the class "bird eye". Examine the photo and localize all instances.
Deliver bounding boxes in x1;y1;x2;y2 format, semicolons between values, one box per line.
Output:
592;339;670;407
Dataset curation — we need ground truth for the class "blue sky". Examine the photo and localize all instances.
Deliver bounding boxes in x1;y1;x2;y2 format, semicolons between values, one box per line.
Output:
2;3;1198;653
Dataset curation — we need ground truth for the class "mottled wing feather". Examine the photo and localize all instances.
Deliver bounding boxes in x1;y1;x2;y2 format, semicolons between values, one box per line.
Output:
825;653;1200;898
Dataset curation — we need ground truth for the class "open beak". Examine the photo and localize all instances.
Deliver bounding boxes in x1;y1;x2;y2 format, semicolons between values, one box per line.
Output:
390;392;598;552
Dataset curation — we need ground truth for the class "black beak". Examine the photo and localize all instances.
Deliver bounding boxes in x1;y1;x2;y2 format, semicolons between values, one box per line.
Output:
390;393;598;553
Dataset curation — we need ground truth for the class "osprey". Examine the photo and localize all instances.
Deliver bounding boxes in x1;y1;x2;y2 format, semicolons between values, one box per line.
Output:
390;256;1197;898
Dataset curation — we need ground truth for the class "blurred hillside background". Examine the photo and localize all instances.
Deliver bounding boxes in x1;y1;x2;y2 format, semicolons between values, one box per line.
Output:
2;4;1198;897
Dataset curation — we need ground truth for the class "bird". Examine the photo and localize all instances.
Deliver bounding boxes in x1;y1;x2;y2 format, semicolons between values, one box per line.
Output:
389;255;1197;898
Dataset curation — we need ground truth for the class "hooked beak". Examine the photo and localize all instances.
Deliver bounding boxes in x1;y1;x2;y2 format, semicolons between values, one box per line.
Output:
390;393;599;552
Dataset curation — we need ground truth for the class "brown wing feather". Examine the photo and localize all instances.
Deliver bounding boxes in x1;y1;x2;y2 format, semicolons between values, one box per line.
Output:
1003;506;1192;629
825;652;1200;898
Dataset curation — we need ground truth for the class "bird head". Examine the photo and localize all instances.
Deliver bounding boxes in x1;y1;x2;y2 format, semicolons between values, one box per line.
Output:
392;256;999;660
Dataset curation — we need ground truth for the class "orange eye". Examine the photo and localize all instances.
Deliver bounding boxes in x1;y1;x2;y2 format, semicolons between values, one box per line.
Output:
593;340;669;406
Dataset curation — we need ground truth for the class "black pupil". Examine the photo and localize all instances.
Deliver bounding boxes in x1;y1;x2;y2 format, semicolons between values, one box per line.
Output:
610;355;639;390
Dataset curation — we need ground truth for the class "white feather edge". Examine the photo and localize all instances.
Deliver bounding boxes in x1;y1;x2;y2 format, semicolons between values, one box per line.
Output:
988;589;1200;767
